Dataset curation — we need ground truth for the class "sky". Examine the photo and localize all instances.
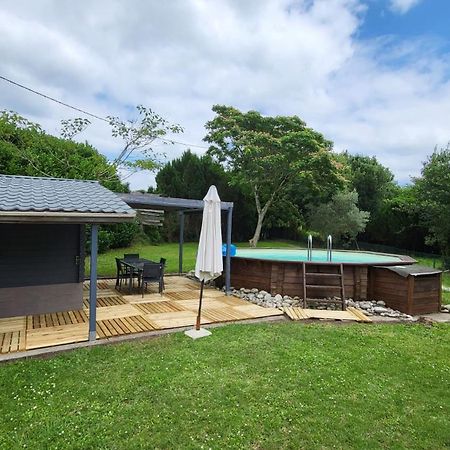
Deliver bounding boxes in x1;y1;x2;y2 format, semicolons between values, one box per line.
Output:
0;0;449;190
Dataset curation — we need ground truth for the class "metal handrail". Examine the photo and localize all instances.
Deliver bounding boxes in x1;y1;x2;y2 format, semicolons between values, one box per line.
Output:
327;235;333;262
307;234;313;261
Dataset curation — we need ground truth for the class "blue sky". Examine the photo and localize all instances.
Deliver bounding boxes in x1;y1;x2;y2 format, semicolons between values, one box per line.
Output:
360;0;450;42
0;0;449;189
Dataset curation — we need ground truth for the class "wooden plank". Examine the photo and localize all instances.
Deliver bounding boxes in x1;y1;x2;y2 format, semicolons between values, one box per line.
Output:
347;307;372;323
0;316;26;333
18;330;26;351
95;304;142;321
26;323;89;350
1;332;12;353
10;331;20;351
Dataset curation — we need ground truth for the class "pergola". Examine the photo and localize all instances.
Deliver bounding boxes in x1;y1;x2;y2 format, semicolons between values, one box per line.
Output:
119;192;234;293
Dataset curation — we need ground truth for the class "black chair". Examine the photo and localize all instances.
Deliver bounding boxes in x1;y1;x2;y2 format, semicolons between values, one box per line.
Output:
159;258;167;290
124;253;139;260
141;263;164;297
115;258;139;291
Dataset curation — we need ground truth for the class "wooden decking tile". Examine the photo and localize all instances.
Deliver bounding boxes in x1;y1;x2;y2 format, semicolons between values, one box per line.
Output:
165;290;202;301
0;330;26;354
93;304;142;321
26;323;89;350
133;301;185;314
96;315;157;338
283;307;370;322
0;316;26;333
83;295;127;308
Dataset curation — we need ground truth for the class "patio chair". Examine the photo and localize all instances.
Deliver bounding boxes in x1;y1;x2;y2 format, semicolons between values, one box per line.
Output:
159;258;167;290
141;262;164;297
115;258;139;290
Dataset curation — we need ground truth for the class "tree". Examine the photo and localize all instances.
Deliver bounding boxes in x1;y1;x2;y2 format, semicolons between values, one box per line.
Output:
155;150;255;241
308;191;370;243
339;152;397;243
60;105;184;181
414;145;450;264
204;105;344;247
0;111;124;191
341;152;396;214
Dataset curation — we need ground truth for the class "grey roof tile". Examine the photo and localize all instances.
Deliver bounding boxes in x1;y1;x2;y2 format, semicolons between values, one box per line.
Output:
0;175;135;216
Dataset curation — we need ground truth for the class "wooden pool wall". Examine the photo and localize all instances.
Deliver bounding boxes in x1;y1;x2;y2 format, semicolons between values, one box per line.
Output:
229;255;415;300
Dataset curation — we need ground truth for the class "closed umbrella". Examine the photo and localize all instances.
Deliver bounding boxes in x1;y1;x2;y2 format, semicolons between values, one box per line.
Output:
185;185;223;339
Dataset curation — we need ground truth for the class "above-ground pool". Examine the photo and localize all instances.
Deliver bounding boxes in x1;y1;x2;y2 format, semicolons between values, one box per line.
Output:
235;248;406;265
229;248;416;301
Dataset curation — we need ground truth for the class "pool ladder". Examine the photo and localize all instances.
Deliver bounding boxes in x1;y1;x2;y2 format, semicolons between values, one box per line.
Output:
303;234;345;311
307;235;313;261
327;235;332;262
307;234;333;262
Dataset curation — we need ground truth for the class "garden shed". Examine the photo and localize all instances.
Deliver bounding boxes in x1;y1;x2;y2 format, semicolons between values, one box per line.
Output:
368;265;442;315
0;175;135;325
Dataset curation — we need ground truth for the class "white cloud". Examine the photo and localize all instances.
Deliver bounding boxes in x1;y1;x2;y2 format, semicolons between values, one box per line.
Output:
0;0;448;190
389;0;422;14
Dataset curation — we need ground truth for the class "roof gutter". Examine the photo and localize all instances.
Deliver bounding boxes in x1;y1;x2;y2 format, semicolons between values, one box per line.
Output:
0;211;136;224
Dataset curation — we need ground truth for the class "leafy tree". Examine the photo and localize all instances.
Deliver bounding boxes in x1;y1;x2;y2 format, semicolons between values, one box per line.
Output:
308;191;370;243
155;150;255;241
374;185;428;251
204;105;344;247
339;152;397;242
414;145;450;264
341;152;396;213
0;111;125;191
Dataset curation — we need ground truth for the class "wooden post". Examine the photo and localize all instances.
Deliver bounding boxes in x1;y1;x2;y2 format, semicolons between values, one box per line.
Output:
407;275;415;316
89;224;98;341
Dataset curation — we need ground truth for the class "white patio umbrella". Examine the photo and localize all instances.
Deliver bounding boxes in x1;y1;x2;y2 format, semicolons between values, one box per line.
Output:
186;185;223;339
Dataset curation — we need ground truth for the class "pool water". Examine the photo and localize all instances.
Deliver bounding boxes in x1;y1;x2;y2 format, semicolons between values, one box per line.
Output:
234;248;403;264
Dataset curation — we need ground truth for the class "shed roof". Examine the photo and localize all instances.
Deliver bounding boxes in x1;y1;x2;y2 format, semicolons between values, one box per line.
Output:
119;192;233;212
0;174;135;223
374;264;442;278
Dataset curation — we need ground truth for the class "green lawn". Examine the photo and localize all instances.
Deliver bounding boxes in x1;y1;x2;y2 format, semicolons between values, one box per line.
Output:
1;323;449;449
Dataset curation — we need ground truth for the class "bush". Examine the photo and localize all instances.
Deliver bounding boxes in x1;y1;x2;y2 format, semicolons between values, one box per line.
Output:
107;222;141;248
85;221;141;254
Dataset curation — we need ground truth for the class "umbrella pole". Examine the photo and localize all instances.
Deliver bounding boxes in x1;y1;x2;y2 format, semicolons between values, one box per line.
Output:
196;280;205;330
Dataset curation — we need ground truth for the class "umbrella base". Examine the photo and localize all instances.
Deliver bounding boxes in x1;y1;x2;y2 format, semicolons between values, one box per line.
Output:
184;328;212;340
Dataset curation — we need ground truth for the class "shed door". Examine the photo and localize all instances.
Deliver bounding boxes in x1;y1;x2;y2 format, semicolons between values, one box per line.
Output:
0;223;83;288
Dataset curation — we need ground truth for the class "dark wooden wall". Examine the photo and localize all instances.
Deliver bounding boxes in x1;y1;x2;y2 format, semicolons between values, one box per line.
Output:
230;258;369;300
368;267;441;315
0;224;85;317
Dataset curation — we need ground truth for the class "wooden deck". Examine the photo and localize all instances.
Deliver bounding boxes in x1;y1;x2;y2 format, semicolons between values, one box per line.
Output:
0;276;283;354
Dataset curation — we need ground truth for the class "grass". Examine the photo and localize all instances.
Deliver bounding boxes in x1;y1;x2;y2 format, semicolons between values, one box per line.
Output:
1;322;449;449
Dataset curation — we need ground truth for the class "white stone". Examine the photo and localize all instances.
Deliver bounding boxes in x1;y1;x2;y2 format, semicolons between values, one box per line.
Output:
374;306;389;314
274;294;283;302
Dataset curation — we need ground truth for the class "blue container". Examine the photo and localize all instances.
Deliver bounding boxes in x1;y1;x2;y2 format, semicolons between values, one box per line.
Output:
222;244;237;256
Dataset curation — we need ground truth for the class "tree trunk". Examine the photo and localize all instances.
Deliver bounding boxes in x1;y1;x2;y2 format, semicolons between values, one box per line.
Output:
248;183;282;248
249;211;266;248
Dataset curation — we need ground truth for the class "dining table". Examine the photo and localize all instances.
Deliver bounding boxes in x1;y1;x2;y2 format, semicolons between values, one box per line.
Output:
119;258;156;294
